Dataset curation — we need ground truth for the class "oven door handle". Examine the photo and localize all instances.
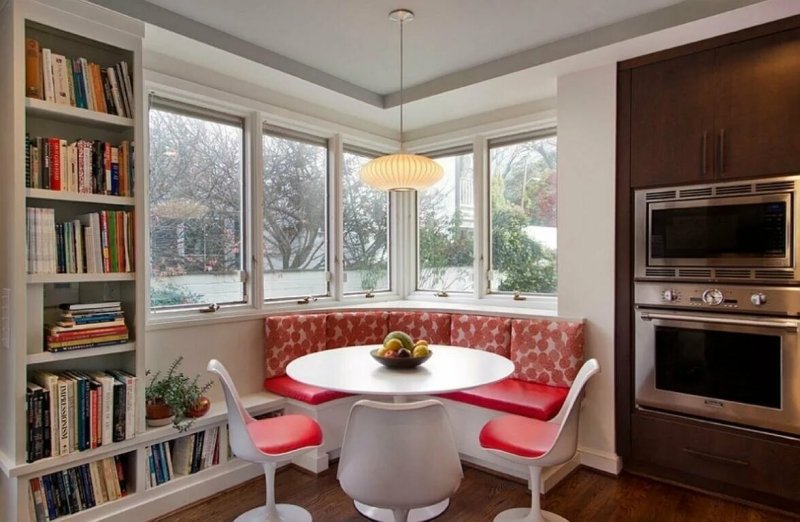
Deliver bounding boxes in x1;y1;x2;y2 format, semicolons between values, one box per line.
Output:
639;311;799;330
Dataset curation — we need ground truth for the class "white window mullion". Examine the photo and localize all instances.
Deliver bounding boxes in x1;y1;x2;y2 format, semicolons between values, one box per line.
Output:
395;190;415;298
473;135;489;299
250;112;265;306
330;134;344;301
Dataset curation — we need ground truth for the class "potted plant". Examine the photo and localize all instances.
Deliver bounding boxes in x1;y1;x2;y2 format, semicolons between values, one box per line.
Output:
145;356;214;431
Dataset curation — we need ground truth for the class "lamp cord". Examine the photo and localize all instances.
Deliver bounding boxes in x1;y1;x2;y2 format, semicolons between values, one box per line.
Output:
399;17;404;149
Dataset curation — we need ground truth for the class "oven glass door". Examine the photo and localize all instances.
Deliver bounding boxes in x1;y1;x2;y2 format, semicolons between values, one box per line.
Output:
654;325;781;409
648;193;791;267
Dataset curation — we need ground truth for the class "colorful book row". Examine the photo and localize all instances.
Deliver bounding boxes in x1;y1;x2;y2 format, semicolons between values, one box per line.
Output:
26;136;134;197
25;38;135;118
28;456;129;521
26;208;135;275
27;370;136;463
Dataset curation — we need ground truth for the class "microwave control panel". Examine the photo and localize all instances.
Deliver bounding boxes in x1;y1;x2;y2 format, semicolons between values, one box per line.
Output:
635;282;800;315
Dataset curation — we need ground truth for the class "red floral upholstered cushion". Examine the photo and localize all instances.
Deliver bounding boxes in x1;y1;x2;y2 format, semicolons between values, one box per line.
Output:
450;314;512;358
510;319;584;387
326;311;389;349
264;314;327;378
388;311;451;345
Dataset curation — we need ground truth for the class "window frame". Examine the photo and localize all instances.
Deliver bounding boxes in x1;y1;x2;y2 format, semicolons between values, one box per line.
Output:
414;145;476;295
261;124;332;302
486;128;558;297
341;145;392;297
147;94;250;313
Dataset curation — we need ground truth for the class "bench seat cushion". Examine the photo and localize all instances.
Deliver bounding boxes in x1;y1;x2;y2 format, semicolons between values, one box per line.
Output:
438;378;568;421
264;376;351;405
388;311;451;345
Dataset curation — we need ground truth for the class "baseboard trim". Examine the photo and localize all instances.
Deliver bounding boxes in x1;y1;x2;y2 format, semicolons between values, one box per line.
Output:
578;446;622;475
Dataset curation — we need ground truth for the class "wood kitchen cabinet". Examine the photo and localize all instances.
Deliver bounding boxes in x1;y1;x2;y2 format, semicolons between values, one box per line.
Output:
627;27;800;188
715;28;800;180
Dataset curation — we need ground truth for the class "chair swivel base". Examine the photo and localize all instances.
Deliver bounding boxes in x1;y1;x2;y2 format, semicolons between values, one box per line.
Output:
355;498;449;522
234;503;312;522
494;507;569;522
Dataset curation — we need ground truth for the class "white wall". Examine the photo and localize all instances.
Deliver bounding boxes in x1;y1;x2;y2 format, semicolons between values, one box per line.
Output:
557;64;620;473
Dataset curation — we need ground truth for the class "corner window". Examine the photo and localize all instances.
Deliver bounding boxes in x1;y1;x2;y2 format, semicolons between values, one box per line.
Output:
417;150;475;292
262;127;329;300
148;99;246;310
488;132;557;294
342;149;390;294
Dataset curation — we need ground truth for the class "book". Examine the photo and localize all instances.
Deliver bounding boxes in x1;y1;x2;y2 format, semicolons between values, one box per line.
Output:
87;371;114;446
41;48;54;103
25;38;43;99
51;54;70;106
171;434;194;476
107;370;135;439
32;371;60;457
111;378;125;443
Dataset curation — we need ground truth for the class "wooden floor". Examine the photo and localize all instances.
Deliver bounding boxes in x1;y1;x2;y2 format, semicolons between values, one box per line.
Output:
156;464;795;522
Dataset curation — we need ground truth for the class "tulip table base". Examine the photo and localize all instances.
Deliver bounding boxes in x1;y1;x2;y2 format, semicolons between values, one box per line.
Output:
354;499;449;522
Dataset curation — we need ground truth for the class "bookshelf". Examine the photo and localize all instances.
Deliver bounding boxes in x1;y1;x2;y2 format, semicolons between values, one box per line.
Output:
0;1;147;520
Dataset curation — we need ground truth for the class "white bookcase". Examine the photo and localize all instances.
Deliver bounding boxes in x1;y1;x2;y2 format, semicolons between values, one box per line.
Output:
0;3;286;520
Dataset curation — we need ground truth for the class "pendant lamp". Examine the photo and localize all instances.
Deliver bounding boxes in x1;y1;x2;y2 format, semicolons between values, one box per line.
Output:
359;9;444;192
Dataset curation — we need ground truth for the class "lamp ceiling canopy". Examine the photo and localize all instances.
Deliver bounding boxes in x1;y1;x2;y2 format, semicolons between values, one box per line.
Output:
359;8;444;192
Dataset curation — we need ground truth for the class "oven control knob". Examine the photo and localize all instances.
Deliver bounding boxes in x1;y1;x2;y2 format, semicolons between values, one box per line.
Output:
661;289;679;302
750;293;767;306
702;288;724;306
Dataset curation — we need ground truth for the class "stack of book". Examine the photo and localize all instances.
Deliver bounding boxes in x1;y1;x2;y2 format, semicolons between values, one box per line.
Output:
25;135;134;196
167;426;220;480
26;208;135;275
27;369;136;463
145;441;174;488
28;455;128;521
45;302;129;353
25;38;135;118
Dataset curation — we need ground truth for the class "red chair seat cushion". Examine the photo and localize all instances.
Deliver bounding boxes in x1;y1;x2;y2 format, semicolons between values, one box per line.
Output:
438;378;568;420
247;414;323;455
479;414;560;459
264;376;351;405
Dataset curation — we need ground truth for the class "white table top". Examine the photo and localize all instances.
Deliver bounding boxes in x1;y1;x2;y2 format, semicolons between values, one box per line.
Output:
286;344;515;396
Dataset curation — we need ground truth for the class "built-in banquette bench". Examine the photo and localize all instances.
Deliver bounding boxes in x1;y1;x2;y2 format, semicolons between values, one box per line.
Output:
263;310;584;484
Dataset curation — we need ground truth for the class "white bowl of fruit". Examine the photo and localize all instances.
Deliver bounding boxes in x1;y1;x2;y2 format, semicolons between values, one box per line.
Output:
371;331;431;369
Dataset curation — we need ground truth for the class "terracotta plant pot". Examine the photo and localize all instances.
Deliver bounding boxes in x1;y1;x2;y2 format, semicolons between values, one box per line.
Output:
186;396;211;418
146;400;174;427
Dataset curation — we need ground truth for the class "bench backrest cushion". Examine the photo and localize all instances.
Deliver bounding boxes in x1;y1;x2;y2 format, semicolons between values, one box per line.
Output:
388;311;451;345
265;313;328;378
326;311;389;349
510;318;584;387
450;314;512;357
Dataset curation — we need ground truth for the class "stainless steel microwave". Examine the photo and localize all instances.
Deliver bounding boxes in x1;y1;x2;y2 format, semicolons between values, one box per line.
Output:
635;175;800;284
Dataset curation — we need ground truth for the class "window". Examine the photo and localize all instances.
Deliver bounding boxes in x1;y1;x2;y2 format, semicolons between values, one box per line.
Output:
488;132;557;294
342;149;390;294
417;150;475;292
148;99;246;310
262;128;329;300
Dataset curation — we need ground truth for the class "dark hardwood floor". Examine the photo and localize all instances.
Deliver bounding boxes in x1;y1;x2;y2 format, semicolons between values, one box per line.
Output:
155;464;796;521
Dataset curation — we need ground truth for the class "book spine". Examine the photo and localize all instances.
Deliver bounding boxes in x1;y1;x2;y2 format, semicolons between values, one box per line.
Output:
112;381;125;443
42;474;58;520
114;455;127;496
153;443;164;485
25;388;33;463
67;467;82;513
41;48;54;103
42;389;51;459
25;38;43;99
65;58;76;107
57;381;69;455
101;69;116;115
191;430;204;474
146;446;155;488
82;378;91;451
100;211;110;272
33;390;44;461
53;472;67;517
25;134;31;188
51;54;70;105
80;464;96;508
89;461;104;505
42;138;50;190
110;146;119;196
50;137;61;191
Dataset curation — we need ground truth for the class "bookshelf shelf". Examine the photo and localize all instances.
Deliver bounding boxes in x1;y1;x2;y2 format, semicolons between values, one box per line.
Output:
26;188;135;206
26;272;135;284
9;392;283;479
27;342;136;365
26;98;134;129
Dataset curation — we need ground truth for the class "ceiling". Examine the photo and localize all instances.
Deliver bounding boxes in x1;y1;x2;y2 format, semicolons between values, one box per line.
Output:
88;0;799;135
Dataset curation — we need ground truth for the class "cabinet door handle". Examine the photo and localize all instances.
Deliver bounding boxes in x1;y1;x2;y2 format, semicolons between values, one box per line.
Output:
701;131;708;176
683;447;749;467
718;129;726;174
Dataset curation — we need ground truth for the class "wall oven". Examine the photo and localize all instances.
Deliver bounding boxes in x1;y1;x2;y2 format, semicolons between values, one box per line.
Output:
634;282;800;436
635;175;799;283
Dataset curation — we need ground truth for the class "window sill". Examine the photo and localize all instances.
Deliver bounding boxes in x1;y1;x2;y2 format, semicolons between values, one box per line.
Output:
146;293;405;331
404;292;561;319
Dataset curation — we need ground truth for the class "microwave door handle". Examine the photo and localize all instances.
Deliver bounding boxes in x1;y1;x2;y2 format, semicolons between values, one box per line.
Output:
640;312;798;331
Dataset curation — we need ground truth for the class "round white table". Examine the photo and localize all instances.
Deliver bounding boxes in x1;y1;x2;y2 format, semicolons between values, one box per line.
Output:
287;344;514;522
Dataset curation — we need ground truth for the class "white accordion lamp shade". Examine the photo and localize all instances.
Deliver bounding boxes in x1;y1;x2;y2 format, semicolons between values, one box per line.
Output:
359;153;445;191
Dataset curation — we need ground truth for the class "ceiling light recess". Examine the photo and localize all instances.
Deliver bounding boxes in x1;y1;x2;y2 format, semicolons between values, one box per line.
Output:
359;8;444;192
